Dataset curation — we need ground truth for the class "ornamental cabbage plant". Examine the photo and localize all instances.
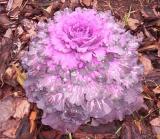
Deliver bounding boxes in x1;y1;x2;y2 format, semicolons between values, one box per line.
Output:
22;8;144;132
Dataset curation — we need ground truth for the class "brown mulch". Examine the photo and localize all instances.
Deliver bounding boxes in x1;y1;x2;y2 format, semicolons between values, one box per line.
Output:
0;0;160;139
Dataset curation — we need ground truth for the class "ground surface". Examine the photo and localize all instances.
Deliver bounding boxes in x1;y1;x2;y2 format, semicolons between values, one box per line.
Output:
0;0;160;139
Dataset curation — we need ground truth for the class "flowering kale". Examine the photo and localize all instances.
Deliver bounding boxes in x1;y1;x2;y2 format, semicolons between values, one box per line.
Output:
22;8;144;132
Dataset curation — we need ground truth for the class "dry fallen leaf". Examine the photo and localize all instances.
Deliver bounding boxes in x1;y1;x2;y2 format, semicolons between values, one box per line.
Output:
157;135;160;139
150;117;160;138
39;130;63;139
0;97;30;122
157;101;160;108
29;111;37;133
138;44;158;52
12;64;27;87
142;85;154;101
0;14;10;28
13;99;30;119
157;43;160;57
45;4;53;14
134;120;142;134
80;0;92;6
153;86;160;94
16;26;24;36
141;4;160;19
127;18;140;30
5;66;16;79
16;71;27;87
0;97;30;139
120;118;142;139
69;0;79;9
74;132;115;139
0;119;20;138
143;27;155;41
139;54;154;75
92;0;97;9
4;28;13;38
6;0;14;11
21;19;37;38
12;0;23;9
0;38;12;78
61;0;65;3
3;127;18;138
7;0;23;11
0;97;15;123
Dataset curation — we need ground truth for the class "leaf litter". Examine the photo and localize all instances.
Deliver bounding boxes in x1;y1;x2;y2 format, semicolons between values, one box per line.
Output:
0;0;160;139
